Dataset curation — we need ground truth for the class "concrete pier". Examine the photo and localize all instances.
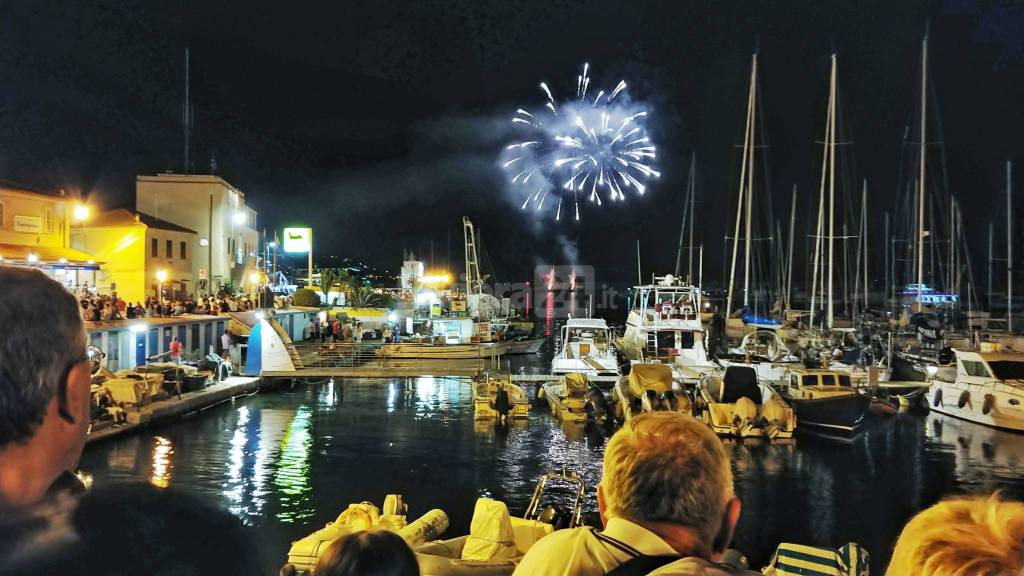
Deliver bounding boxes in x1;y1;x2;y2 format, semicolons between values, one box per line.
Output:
86;376;261;444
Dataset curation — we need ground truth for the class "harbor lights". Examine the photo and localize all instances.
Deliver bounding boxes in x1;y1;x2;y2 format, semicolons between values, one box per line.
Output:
73;203;90;222
156;269;167;302
27;253;38;264
233;211;247;225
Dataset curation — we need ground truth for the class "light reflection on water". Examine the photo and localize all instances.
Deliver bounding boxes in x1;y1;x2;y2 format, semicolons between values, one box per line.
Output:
78;340;1024;574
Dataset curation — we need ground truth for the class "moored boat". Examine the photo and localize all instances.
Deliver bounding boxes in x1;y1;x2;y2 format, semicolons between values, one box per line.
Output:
551;318;619;381
377;340;511;359
473;375;530;420
541;373;590;424
504;337;545;355
928;346;1024;432
697;365;795;440
777;367;872;436
610;363;692;423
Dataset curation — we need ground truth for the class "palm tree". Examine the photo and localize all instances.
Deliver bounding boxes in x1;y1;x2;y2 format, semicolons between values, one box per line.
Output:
348;286;382;308
318;267;354;306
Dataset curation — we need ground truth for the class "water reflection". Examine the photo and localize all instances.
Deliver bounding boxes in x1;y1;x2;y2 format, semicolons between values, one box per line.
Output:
273;405;314;523
149;436;174;488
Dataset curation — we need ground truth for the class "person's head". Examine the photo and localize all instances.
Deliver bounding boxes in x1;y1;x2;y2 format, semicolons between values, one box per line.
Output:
0;268;91;506
887;493;1024;576
597;411;740;559
314;530;419;576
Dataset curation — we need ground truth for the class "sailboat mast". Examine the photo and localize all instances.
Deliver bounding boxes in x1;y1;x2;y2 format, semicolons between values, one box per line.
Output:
809;53;835;329
863;179;869;315
786;185;796;310
688;152;696;284
726;51;757;318
916;28;928;310
988;222;994;309
827;53;837;329
744;56;758;308
1008;160;1014;332
674;152;693;278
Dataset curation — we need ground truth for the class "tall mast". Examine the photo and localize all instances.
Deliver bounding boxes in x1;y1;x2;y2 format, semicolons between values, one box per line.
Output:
786;185;796;310
809;54;836;329
726;50;758;318
826;53;838;328
862;179;869;315
674;150;696;280
1008;160;1014;332
916;27;928;310
688;152;696;283
743;55;758;308
988;222;994;309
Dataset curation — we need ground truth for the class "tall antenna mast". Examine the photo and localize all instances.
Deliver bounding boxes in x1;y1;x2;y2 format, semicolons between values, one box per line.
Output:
183;47;193;174
916;25;928;310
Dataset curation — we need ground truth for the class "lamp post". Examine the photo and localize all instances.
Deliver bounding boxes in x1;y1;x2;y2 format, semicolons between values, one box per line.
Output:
249;271;260;308
156;269;167;302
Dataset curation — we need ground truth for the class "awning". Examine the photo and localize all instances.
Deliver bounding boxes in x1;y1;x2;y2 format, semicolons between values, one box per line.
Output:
0;243;103;269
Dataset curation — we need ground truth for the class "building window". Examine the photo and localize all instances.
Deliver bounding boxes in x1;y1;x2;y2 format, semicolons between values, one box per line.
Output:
180;241;187;260
166;240;172;259
151;238;158;258
0;201;5;228
44;208;53;233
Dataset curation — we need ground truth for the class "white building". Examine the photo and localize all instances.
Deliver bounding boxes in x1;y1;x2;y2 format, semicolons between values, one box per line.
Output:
400;257;423;291
135;173;259;295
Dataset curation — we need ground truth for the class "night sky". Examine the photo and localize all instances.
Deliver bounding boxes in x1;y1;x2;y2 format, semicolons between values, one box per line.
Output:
2;1;1022;288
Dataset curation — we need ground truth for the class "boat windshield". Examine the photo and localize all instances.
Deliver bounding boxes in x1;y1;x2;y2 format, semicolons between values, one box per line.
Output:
988;360;1024;381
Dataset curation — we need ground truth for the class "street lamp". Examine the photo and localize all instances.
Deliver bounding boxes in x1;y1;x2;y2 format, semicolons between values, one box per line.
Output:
233;211;246;225
249;271;261;306
156;269;167;302
73;204;90;222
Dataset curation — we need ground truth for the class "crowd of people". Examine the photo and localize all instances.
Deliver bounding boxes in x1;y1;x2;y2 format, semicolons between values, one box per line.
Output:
77;290;293;322
1;267;1022;576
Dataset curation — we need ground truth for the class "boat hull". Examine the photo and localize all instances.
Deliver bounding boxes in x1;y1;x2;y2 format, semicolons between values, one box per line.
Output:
928;381;1024;432
541;381;588;424
473;379;530;420
504;337;545;355
377;341;509;359
788;393;871;434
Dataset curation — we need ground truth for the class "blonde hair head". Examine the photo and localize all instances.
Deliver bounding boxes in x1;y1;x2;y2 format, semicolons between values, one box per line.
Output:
601;411;733;543
887;493;1024;576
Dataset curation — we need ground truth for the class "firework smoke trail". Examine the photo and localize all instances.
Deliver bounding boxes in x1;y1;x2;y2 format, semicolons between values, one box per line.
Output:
499;63;660;221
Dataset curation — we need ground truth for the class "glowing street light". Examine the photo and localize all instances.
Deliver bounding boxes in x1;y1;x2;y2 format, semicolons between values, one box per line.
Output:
73;204;90;222
156;269;167;301
27;253;38;263
233;211;246;225
249;271;261;305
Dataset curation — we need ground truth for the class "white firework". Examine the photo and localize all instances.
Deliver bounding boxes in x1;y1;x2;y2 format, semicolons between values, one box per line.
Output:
501;63;659;221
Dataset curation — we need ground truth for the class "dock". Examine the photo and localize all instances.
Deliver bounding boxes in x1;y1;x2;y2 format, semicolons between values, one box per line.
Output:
86;376;261;444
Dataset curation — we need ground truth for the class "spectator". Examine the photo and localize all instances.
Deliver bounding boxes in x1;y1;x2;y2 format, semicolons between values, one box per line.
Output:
169;336;182;364
513;412;755;575
0;268;92;509
221;331;232;356
886;493;1024;576
308;319;317;342
313;530;419;576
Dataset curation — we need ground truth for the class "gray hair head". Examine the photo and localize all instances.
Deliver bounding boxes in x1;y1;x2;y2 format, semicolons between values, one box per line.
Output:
0;268;87;446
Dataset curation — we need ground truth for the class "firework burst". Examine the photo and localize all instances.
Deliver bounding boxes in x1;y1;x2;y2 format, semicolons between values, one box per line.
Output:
501;63;659;221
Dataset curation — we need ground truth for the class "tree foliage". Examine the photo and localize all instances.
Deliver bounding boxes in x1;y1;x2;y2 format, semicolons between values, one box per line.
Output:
317;267;354;305
292;288;322;307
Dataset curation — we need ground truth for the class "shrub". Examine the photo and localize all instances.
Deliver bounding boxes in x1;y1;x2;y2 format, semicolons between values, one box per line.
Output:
292;288;322;308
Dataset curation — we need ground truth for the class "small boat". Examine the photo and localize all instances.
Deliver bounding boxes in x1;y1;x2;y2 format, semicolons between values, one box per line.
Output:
376;340;511;360
610;363;692;423
928;346;1024;432
541;373;591;424
777;367;872;435
285;495;449;573
473;376;530;420
414;470;585;576
697;365;795;440
551;318;619;381
504;337;545;355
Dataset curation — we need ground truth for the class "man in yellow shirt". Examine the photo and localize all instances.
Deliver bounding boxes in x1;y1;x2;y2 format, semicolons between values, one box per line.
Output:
513;411;758;575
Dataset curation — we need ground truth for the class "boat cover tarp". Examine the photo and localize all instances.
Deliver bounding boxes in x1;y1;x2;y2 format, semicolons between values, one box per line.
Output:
721;366;761;404
627;363;673;397
564;373;588;397
461;498;518;561
764;542;869;576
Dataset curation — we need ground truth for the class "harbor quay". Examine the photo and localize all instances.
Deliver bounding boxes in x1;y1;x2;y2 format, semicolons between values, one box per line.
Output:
4;4;1024;576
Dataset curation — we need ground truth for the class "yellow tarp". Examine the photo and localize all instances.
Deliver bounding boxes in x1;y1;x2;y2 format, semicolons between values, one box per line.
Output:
564;373;588;397
461;498;517;561
628;363;673;397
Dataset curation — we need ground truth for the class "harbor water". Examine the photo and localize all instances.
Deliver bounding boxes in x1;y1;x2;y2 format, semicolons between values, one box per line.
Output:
79;341;1024;574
